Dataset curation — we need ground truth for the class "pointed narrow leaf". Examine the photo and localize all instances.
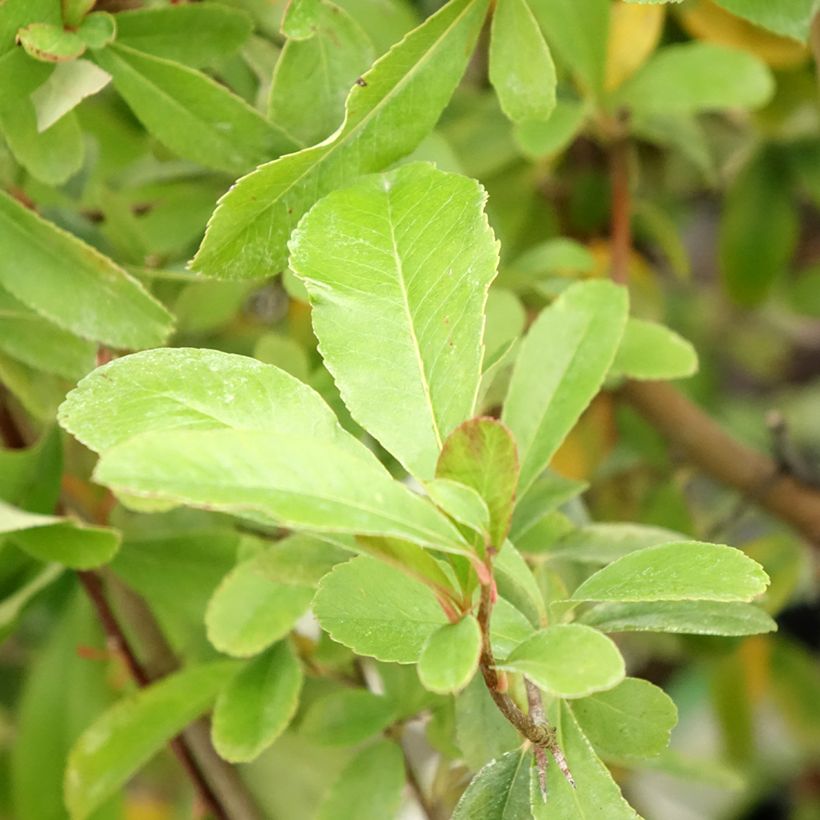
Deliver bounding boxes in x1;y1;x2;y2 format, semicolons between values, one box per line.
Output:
570;678;677;760
314;556;448;663
453;748;531;820
206;556;314;657
94;44;297;174
610;318;698;381
65;662;239;820
571;542;770;603
489;0;556;123
437;418;519;548
212;642;303;762
530;703;639;819
290;163;498;478
418;615;482;694
579;600;778;636
0;191;172;349
269;1;374;146
502;280;628;494
191;0;489;279
316;740;405;820
498;624;625;697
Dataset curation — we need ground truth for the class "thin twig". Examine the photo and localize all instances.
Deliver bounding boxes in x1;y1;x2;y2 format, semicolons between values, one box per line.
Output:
609;134;632;285
77;571;229;819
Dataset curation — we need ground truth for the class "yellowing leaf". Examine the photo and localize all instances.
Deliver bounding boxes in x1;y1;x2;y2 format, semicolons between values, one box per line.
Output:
605;1;665;91
678;0;808;69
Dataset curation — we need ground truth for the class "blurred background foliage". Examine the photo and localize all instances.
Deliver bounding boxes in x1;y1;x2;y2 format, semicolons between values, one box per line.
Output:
0;0;819;818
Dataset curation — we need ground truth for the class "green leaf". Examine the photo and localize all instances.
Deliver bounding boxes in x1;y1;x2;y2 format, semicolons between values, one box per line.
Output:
509;471;587;545
0;49;85;184
315;740;405;820
490;596;535;658
720;147;797;307
455;675;521;770
544;523;683;564
212;642;303;762
77;12;116;50
579;600;778;636
614;42;773;115
254;533;350;588
0;500;120;569
62;353;468;555
437;418;519;549
65;662;238;820
571;542;770;603
0;562;63;632
498;624;625;697
424;478;490;536
93;44;297;174
269;1;375;146
1;0;60;55
713;0;816;41
513;99;587;160
530;702;639;819
0;352;65;421
282;0;321;39
114;3;253;67
0;285;95;379
494;540;547;627
300;688;397;746
570;678;677;760
62;0;95;27
528;0;609;97
610;318;698;381
191;0;489;279
418;614;482;694
452;748;531;820
290;162;498;479
313;555;448;663
29;58;111;131
489;0;556;123
0;190;172;349
16;22;85;62
205;556;314;657
502;280;628;494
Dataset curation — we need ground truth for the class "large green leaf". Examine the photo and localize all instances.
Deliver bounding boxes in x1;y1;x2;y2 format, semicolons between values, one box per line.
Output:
543;523;683;565
59;348;351;454
614;42;773;115
0;285;95;380
610;318;698;381
205;555;314;657
489;0;556;123
315;740;405;820
191;0;489;279
713;0;816;40
114;3;253;67
437;418;519;549
530;702;639;819
570;678;677;760
269;0;374;146
0;0;60;55
417;614;482;694
528;0;609;97
0;190;172;349
65;662;239;820
452;748;531;820
313;555;448;662
290;162;498;479
720;147;797;307
571;542;770;603
212;642;304;762
0;500;120;569
93;44;297;174
300;689;397;746
502;280;628;494
498;624;625;697
579;600;778;636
